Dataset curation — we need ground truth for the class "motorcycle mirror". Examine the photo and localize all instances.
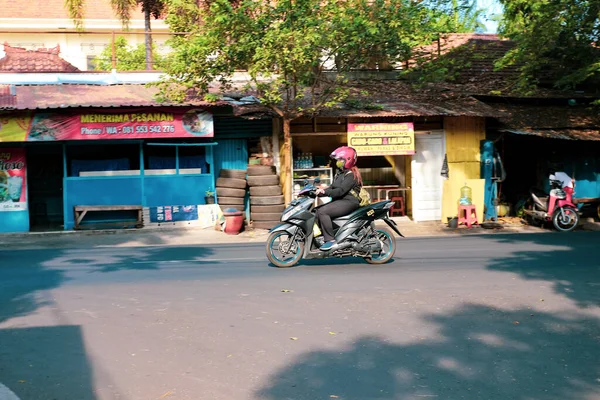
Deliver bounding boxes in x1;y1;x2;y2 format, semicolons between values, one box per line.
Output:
314;177;321;185
302;179;309;187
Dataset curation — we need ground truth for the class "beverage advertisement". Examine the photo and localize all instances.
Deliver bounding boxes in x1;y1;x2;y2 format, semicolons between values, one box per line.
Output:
347;122;415;156
0;108;213;142
0;148;27;212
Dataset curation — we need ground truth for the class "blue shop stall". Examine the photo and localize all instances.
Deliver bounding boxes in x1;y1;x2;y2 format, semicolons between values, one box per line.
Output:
0;107;273;232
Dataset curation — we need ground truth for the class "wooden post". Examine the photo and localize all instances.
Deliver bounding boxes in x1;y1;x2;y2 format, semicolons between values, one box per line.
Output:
280;117;292;205
111;31;116;70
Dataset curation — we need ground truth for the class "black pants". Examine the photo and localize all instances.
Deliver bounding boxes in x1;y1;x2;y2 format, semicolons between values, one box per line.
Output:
315;199;360;242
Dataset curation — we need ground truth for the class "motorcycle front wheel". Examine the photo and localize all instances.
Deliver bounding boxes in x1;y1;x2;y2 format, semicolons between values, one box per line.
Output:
266;231;305;268
364;227;396;264
552;206;580;232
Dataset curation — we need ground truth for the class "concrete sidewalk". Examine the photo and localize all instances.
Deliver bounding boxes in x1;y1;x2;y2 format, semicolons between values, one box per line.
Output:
0;216;552;250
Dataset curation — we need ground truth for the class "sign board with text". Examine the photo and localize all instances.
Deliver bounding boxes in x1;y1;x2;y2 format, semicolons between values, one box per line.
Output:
0;108;213;142
347;122;415;156
0;148;27;212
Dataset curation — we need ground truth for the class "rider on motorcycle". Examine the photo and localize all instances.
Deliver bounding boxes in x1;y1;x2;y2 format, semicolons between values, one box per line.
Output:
315;146;363;251
549;167;575;202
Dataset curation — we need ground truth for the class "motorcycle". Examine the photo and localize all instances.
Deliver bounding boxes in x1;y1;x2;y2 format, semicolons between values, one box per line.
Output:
265;179;403;268
522;178;580;232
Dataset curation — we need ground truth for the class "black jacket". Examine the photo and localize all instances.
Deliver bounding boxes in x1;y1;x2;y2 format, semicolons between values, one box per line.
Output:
324;170;361;203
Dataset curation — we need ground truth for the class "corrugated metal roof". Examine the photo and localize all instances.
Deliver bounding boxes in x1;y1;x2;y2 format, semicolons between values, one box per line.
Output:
494;103;600;141
10;84;211;110
0;84;16;109
319;99;499;118
501;128;600;141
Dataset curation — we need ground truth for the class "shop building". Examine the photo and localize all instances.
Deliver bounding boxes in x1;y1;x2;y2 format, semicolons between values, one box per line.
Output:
0;83;274;233
287;110;490;224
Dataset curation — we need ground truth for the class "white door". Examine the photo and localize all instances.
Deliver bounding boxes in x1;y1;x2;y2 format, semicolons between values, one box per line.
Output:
411;133;444;222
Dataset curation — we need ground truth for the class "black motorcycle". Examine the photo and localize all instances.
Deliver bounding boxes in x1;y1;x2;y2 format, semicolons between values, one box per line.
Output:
265;179;403;268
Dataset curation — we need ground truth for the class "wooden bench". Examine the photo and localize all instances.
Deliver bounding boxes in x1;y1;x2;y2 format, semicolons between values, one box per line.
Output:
74;205;143;230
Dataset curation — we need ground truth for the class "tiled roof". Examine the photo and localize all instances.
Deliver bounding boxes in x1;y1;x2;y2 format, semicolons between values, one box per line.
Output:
0;84;16;109
406;34;521;93
0;0;147;20
0;43;80;73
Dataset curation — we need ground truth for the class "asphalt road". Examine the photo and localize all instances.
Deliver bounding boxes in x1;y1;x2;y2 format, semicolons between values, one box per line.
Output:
1;232;600;400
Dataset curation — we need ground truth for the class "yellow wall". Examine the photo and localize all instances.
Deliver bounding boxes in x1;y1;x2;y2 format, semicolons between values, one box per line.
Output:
442;117;486;222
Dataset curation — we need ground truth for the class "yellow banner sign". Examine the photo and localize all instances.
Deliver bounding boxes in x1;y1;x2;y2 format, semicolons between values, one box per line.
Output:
347;122;415;156
0;113;32;142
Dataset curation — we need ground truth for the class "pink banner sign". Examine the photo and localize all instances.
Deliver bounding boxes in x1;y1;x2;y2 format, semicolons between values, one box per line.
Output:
0;148;27;212
26;108;214;141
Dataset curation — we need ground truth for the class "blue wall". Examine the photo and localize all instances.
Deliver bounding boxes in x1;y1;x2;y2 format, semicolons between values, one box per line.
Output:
214;139;249;172
572;158;600;200
0;211;29;233
144;175;214;207
63;174;215;229
64;176;143;229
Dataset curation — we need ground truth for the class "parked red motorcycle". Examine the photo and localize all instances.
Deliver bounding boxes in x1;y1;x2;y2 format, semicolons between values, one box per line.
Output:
523;178;580;232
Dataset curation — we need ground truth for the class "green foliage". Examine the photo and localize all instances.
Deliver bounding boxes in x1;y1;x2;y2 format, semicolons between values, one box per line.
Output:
497;0;600;92
93;37;167;71
158;0;486;118
204;93;220;102
424;0;487;33
65;0;166;30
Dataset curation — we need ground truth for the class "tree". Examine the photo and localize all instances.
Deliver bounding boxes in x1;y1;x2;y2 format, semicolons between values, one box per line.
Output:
157;0;485;202
426;0;486;33
65;0;167;70
93;36;167;71
497;0;600;93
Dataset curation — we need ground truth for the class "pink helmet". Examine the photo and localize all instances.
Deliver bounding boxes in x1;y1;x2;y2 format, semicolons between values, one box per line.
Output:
330;146;358;169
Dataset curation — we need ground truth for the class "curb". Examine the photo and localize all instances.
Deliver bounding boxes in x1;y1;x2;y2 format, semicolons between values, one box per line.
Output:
0;222;557;251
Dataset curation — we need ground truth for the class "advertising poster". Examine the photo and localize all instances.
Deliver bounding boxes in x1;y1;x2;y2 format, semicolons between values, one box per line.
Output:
0;148;27;212
0;108;214;142
347;122;415;156
149;205;199;223
0;114;33;142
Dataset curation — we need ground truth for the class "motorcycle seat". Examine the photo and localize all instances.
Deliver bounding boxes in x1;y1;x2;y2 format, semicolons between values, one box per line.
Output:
332;202;386;226
333;207;365;226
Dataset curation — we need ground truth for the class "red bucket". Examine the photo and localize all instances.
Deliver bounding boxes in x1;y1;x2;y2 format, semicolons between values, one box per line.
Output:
223;209;244;235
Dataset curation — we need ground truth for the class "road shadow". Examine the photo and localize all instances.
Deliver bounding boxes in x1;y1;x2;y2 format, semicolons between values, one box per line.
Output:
0;245;218;274
0;244;216;399
0;326;98;400
483;231;600;308
0;251;66;325
255;303;600;400
0;254;98;398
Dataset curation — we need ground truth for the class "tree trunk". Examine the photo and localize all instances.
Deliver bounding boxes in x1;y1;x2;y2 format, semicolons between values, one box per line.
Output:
144;7;153;71
280;117;293;205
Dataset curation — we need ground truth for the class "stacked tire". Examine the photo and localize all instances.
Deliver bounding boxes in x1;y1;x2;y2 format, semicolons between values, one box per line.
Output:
216;169;248;213
248;165;285;230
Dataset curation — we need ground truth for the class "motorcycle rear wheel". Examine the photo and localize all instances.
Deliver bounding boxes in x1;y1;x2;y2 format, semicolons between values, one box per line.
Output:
364;228;396;264
266;231;305;268
552;206;580;232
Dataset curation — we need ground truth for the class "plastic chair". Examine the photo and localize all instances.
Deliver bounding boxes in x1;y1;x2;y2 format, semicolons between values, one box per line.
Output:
458;205;478;228
390;196;406;216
